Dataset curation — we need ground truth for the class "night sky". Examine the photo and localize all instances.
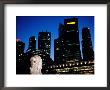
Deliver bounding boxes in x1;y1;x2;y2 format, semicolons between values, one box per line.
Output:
16;16;94;60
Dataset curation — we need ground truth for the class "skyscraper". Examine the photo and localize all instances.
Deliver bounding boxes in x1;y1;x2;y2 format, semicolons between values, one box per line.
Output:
27;36;36;52
16;39;26;74
54;39;61;64
54;17;81;64
63;17;81;61
38;31;51;66
82;27;94;61
38;32;51;55
16;39;25;62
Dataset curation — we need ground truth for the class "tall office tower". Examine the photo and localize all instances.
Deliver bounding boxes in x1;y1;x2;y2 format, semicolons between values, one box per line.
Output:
63;18;81;61
54;39;61;64
58;23;65;37
82;27;94;61
38;31;51;66
54;17;81;64
16;39;26;74
27;36;36;52
16;39;25;62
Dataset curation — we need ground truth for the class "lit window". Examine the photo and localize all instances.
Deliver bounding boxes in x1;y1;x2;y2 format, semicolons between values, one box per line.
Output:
56;48;59;50
53;65;55;68
46;52;49;54
63;64;64;67
69;63;72;66
85;61;87;64
88;61;91;64
67;22;75;24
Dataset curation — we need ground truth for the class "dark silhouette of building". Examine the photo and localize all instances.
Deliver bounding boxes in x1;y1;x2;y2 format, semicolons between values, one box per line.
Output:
82;27;94;61
54;17;81;64
38;31;53;67
54;39;61;64
26;36;36;61
27;36;36;52
16;39;27;74
16;39;25;62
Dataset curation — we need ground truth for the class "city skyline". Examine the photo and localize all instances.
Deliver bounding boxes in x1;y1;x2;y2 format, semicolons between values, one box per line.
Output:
16;16;94;60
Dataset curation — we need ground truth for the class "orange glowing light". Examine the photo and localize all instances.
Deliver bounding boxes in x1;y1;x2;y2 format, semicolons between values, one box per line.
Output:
16;39;21;42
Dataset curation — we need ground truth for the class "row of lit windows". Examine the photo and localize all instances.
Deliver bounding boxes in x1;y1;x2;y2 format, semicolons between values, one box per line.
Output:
48;61;94;69
52;66;94;73
18;53;24;57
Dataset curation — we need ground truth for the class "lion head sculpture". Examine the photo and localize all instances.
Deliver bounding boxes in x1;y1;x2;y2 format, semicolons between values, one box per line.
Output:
30;55;42;74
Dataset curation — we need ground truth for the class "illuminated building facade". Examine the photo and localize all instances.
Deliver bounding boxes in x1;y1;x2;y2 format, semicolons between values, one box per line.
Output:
38;31;53;67
38;32;51;56
54;17;81;64
45;59;94;74
82;27;94;61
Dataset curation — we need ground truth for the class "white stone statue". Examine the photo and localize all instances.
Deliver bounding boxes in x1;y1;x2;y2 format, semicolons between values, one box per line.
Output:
30;55;42;74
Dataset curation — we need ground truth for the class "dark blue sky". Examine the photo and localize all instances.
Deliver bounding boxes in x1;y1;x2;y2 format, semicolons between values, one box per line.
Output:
16;16;94;60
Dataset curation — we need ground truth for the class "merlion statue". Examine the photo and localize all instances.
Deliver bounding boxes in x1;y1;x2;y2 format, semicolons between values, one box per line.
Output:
30;55;42;74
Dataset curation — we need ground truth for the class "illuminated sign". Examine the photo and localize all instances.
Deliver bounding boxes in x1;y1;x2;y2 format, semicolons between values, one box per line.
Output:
67;22;75;24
